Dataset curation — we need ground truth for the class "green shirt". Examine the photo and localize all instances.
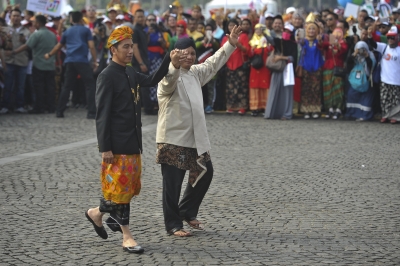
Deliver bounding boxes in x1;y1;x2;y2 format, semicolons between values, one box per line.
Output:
26;27;57;71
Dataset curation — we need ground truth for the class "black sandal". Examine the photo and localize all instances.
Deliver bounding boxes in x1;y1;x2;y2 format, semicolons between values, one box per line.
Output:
85;210;108;239
184;218;205;230
167;228;193;237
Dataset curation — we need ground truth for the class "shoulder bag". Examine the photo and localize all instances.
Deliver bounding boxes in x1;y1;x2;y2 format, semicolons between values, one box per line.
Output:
266;40;287;72
250;48;264;69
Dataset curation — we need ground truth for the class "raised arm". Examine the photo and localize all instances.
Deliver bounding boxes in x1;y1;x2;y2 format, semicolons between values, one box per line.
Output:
192;25;241;86
157;49;186;96
135;52;171;87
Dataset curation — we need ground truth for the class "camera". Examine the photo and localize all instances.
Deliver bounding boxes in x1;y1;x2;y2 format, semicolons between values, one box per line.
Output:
352;25;357;35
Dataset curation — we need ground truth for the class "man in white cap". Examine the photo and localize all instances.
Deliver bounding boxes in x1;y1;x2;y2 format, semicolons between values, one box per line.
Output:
368;26;400;124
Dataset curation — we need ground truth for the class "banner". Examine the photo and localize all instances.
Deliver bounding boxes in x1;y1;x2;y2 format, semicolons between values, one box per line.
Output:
26;0;63;16
344;3;360;19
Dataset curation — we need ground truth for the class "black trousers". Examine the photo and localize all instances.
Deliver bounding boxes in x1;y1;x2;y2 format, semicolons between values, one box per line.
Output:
161;161;213;232
32;67;56;112
56;62;96;115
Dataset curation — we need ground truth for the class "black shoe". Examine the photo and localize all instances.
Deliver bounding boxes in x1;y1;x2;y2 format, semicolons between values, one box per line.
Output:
56;112;64;118
86;113;96;119
251;110;259;117
123;246;144;254
85;210;108;239
105;217;122;233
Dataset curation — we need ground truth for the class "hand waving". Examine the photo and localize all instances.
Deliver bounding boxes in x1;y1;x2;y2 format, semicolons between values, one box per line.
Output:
227;25;242;47
170;49;188;69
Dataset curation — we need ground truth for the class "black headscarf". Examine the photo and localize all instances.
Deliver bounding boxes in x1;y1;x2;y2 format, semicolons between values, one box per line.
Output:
174;37;196;50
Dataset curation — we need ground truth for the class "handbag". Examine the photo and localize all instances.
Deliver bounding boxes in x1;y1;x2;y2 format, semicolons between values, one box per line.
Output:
332;49;346;78
241;52;250;70
266;41;286;72
250;48;264;69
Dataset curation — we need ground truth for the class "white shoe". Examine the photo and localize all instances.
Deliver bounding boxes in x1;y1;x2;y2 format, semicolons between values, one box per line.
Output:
312;113;319;119
15;107;27;113
304;114;310;119
0;107;9;114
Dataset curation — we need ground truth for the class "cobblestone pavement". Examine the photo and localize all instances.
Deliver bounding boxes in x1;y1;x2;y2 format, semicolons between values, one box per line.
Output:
1;109;399;265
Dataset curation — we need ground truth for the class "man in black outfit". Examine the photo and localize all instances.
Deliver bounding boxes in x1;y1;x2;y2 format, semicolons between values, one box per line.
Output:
85;26;180;253
131;9;153;115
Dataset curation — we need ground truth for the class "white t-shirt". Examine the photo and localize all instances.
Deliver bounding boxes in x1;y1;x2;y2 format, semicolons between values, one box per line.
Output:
376;42;400;86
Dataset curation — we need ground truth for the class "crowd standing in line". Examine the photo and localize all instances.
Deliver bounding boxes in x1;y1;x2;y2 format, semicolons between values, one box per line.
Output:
0;1;400;124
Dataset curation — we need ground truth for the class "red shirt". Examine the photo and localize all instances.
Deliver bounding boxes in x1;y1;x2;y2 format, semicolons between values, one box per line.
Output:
221;32;250;71
249;46;273;89
318;40;348;70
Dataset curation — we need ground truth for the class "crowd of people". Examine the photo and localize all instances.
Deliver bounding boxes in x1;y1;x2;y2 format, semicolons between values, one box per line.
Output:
0;1;399;123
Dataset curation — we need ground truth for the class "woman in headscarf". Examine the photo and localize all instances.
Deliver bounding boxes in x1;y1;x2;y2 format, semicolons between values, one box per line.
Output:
299;22;324;119
156;26;242;237
264;17;298;120
319;27;348;119
248;23;273;116
345;41;376;121
168;20;189;52
222;19;250;115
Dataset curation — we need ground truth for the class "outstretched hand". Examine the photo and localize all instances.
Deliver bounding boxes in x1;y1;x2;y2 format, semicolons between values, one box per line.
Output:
170;48;188;69
227;25;242;47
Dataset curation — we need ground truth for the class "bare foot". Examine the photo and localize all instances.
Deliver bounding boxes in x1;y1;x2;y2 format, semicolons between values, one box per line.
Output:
122;238;138;247
171;229;193;237
87;208;103;227
185;219;204;230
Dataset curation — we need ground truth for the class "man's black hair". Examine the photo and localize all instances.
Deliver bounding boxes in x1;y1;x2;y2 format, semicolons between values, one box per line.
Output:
135;9;144;14
35;15;46;26
11;8;22;15
71;11;83;23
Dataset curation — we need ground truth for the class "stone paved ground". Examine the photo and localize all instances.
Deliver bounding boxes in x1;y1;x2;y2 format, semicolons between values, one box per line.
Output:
0;109;399;266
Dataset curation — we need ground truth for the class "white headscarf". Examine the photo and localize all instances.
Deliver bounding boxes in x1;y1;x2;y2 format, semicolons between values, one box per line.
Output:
354;41;376;74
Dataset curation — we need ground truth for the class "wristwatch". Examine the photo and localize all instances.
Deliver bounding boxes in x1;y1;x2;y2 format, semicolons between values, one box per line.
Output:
139;63;145;66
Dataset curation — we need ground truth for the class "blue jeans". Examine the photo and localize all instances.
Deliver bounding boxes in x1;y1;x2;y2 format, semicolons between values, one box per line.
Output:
1;64;28;109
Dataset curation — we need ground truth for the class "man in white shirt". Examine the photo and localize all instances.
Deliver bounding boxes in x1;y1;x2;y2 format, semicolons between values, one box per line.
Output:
349;9;368;37
368;26;400;123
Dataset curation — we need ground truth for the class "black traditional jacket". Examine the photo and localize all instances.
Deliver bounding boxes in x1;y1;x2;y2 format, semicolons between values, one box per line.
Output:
95;55;170;154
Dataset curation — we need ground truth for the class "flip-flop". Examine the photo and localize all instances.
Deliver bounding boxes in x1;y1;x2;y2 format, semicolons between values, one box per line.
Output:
85;210;108;239
184;218;205;230
167;228;193;237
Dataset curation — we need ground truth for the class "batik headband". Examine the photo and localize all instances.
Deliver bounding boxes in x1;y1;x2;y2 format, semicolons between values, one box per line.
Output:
107;25;133;48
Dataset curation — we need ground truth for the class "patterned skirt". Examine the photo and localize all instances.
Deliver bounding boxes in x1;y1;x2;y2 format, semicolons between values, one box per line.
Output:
380;82;400;121
226;67;249;110
323;69;344;110
156;143;211;187
300;69;322;113
99;154;142;226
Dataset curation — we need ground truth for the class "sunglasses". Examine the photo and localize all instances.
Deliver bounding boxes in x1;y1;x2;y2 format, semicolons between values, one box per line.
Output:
177;25;184;28
387;36;396;40
147;18;156;21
